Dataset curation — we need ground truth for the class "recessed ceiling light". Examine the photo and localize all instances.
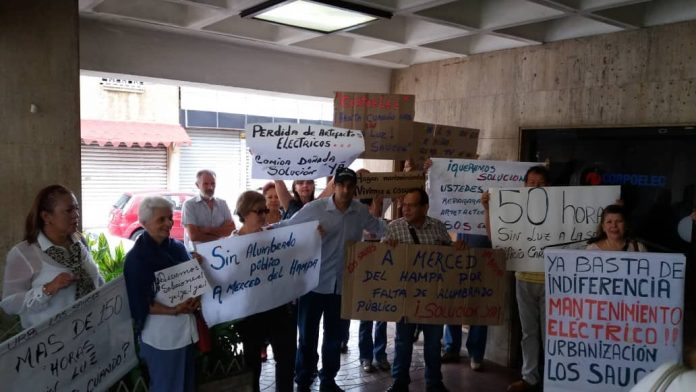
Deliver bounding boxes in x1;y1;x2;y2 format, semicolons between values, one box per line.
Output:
241;0;391;34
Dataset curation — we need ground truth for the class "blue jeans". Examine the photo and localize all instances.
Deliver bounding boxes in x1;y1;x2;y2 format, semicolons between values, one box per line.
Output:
392;322;443;387
358;320;387;361
295;292;347;386
443;325;488;362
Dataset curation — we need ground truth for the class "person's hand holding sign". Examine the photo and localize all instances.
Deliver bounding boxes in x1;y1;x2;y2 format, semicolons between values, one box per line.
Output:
174;297;200;315
191;251;203;264
43;272;76;296
423;158;433;172
481;191;490;211
480;191;493;240
384;238;399;248
452;240;468;251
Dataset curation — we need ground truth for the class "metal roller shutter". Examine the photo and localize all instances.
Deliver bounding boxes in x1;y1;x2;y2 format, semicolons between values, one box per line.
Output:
81;144;168;229
179;128;247;209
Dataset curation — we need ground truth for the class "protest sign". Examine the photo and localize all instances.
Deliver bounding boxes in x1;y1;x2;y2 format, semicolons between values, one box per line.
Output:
196;221;321;325
411;123;479;166
0;278;136;392
342;243;506;325
246;123;364;179
154;259;211;307
489;185;620;271
544;249;685;392
355;171;425;199
333;92;415;160
428;158;538;237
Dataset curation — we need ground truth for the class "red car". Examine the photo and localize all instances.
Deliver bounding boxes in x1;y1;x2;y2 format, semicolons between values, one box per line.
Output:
107;191;195;241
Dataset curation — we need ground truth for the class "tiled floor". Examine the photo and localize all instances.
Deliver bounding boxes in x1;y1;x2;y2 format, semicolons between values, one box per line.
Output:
260;321;519;392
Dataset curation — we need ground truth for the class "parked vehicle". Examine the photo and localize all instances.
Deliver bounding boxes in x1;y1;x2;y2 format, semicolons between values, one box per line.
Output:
107;191;195;241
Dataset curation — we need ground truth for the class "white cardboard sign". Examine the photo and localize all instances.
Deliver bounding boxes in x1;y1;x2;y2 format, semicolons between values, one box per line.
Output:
154;259;211;306
246;122;364;179
0;278;137;392
427;158;538;236
489;185;620;271
544;249;685;392
196;221;322;325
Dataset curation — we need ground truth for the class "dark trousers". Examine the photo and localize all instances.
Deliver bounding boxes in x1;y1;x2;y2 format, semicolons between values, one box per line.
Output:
392;322;443;387
237;304;297;392
443;325;488;362
295;292;347;386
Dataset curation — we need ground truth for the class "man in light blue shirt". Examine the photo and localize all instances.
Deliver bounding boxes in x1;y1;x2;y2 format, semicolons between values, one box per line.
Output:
274;167;386;392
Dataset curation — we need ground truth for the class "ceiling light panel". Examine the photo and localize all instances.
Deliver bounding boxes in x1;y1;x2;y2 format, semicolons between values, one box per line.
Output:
242;0;392;33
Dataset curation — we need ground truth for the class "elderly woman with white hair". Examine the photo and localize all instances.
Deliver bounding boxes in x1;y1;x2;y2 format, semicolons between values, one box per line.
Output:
123;196;200;392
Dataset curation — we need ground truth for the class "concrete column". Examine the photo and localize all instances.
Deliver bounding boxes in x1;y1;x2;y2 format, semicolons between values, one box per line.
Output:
0;0;80;310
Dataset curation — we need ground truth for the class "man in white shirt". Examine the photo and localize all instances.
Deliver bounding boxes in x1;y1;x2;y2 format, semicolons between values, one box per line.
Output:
181;169;235;247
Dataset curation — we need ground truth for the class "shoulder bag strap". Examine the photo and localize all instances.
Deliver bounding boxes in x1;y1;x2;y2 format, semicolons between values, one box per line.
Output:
408;227;420;244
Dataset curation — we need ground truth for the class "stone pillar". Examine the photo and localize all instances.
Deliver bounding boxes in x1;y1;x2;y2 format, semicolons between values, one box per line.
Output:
0;0;80;314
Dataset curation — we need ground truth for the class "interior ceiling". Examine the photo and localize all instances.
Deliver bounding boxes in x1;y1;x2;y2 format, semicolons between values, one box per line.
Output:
79;0;696;69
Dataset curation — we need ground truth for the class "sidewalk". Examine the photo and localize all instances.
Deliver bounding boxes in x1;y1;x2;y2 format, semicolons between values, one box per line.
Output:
260;320;518;392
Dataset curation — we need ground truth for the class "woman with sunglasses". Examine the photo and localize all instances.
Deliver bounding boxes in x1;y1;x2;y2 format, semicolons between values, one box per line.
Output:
233;191;296;392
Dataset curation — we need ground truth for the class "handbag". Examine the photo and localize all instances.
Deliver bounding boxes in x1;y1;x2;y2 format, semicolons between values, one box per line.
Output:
194;309;212;353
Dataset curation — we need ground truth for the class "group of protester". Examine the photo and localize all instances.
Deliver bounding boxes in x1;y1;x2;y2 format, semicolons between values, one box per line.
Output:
2;164;695;392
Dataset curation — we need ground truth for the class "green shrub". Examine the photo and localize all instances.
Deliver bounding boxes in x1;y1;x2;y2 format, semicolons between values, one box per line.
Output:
85;232;126;282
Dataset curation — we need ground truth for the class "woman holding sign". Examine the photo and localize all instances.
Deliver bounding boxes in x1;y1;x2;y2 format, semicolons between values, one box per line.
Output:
275;179;333;219
233;190;296;392
262;181;283;225
1;185;103;329
586;204;646;251
275;179;316;219
124;196;200;392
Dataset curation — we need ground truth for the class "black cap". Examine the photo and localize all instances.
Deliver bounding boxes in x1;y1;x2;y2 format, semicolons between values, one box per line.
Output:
334;167;357;184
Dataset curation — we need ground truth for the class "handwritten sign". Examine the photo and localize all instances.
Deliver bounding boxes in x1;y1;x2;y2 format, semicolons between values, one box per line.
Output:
489;185;620;272
355;171;425;199
342;243;506;325
333;92;415;160
154;259;211;307
0;278;137;392
544;249;685;392
196;221;321;325
246;123;364;179
428;159;538;236
411;123;479;166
